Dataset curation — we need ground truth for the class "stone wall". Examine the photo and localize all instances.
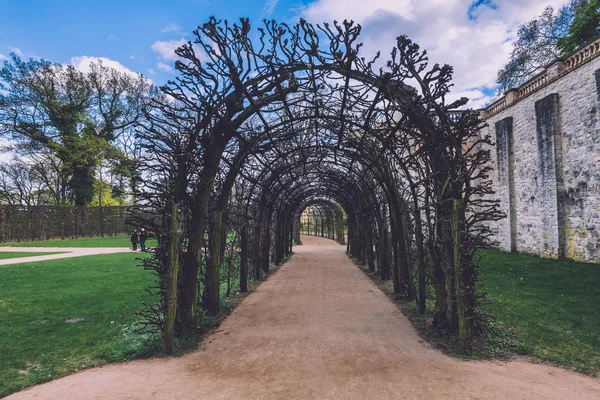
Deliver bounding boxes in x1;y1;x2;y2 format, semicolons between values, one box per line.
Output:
482;45;600;262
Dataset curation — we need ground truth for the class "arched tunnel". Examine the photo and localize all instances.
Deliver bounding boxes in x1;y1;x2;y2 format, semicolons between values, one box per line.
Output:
133;17;500;355
241;140;403;283
296;199;346;242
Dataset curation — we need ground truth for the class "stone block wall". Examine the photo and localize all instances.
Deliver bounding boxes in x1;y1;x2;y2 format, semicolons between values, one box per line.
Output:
483;55;600;262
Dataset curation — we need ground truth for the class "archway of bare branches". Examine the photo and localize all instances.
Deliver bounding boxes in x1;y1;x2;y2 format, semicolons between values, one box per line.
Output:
132;17;502;355
295;199;346;242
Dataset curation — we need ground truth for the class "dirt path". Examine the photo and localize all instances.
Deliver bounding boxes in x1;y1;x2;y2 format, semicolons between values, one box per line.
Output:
0;247;134;266
8;235;600;399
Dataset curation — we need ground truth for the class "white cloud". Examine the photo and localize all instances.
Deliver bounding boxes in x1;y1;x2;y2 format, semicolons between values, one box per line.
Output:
160;23;182;33
301;0;570;108
0;53;7;61
262;0;279;18
212;42;221;56
8;47;24;57
151;38;187;61
157;61;173;73
446;89;490;109
0;138;13;163
70;56;144;79
147;68;157;76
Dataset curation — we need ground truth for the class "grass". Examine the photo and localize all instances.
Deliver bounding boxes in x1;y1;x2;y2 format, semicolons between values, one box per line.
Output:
354;248;600;374
4;239;596;395
4;235;157;248
0;252;156;397
0;252;67;260
479;249;600;374
0;245;288;397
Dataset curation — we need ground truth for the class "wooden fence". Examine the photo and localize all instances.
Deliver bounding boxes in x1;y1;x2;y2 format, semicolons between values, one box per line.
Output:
0;205;133;243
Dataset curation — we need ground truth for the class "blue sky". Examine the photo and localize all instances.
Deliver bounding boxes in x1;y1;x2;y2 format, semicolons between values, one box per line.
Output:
0;0;568;107
0;0;303;83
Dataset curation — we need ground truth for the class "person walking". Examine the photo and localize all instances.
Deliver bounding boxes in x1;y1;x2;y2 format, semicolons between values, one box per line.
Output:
140;228;147;252
131;230;139;251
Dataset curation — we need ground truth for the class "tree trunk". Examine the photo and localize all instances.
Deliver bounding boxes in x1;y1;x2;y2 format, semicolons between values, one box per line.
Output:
177;190;208;333
414;208;426;315
398;210;414;300
390;215;401;293
254;220;262;279
346;221;351;253
240;222;249;292
366;224;375;272
205;211;223;316
379;224;390;280
453;199;472;353
275;220;284;265
162;200;179;354
261;215;271;273
442;212;458;332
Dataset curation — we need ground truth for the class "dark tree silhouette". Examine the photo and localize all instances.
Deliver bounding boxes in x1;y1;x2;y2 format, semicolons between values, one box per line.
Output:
134;17;502;355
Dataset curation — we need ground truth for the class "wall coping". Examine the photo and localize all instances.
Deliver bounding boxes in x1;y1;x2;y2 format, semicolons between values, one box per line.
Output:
482;35;600;120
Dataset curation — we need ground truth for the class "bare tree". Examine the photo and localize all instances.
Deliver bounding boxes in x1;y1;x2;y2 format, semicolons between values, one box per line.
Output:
133;17;503;356
0;159;48;206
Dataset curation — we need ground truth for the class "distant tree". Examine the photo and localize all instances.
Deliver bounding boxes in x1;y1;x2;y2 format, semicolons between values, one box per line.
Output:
497;1;586;93
0;55;154;205
116;131;142;203
89;180;122;206
91;154;130;207
28;151;71;205
558;0;600;52
0;159;47;206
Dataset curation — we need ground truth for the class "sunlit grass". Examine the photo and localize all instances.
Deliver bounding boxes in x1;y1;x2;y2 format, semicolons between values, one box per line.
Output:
0;252;155;397
4;235;157;248
480;249;600;374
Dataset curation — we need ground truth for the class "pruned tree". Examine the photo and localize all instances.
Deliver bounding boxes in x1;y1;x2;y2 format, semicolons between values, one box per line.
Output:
133;17;503;356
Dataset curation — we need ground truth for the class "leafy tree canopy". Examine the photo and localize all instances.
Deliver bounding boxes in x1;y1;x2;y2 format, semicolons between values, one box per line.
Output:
89;179;123;206
558;0;600;52
0;54;154;205
496;0;589;93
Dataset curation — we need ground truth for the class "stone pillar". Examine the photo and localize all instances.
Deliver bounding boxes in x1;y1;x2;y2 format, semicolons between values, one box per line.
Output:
534;94;565;258
546;60;564;80
594;68;600;100
495;117;517;252
505;89;519;106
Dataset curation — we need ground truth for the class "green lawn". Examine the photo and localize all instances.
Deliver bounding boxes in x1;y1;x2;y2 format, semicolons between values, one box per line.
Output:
4;235;157;248
480;249;600;374
0;252;155;397
0;252;66;260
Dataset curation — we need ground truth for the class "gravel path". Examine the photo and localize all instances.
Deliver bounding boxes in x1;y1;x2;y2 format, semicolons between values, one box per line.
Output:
0;247;134;266
7;235;600;399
